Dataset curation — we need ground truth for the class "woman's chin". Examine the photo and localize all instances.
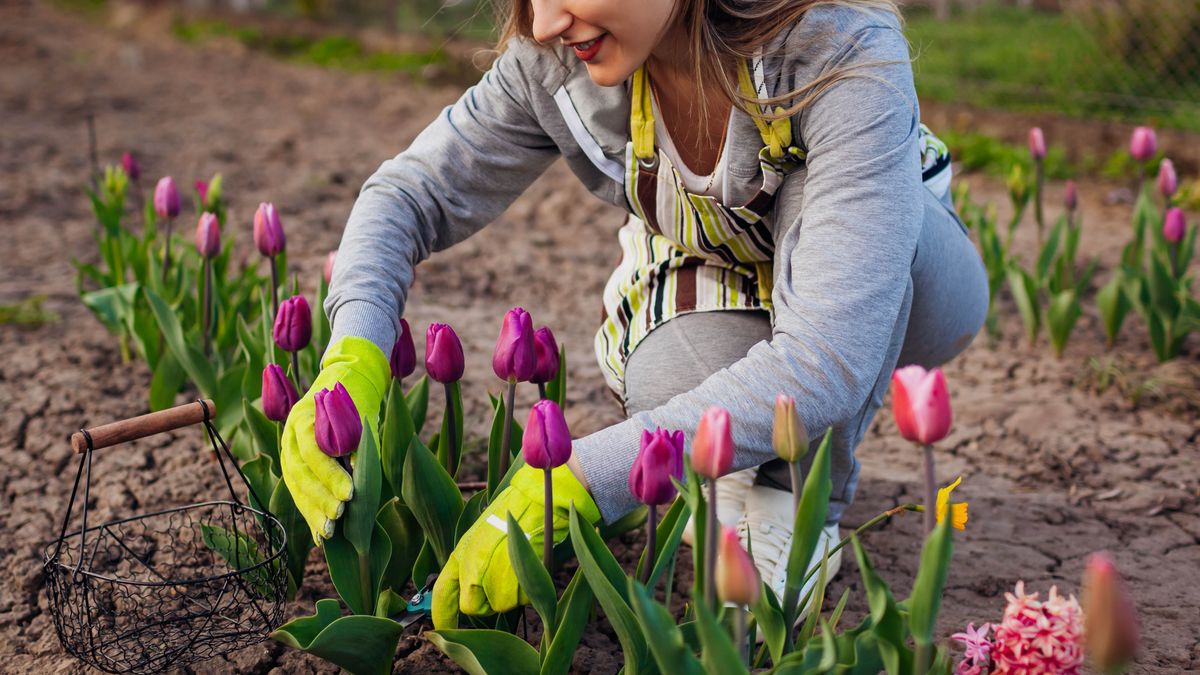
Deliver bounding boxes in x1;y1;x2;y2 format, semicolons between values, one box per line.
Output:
584;62;635;88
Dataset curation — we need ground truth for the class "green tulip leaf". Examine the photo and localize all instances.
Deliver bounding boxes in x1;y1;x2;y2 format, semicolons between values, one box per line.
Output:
1096;272;1130;347
271;598;403;675
540;568;594;675
375;498;422;594
242;399;281;469
199;523;275;597
144;286;217;396
149;351;184;411
455;490;488;544
1046;289;1081;358
694;598;748;675
314;273;331;355
506;512;558;640
751;582;786;665
629;578;703;675
437;381;465;476
783;430;832;628
381;379;415;499
426;629;540;675
852;535;904;675
324;522;392;616
405;375;430;435
344;425;383;558
545;342;568;408
269;477;311;595
487;391;526;499
633;497;689;590
908;518;954;648
401;437;464;567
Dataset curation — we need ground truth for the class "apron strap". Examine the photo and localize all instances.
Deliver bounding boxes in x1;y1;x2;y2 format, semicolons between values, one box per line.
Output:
735;59;793;159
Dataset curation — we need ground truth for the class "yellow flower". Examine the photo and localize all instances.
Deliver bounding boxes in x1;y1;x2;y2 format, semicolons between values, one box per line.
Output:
936;476;969;531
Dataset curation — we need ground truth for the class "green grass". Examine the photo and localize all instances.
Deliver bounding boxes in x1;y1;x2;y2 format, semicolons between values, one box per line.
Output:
939;129;1081;180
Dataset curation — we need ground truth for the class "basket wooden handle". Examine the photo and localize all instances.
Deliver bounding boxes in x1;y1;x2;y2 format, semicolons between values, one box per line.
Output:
71;400;217;454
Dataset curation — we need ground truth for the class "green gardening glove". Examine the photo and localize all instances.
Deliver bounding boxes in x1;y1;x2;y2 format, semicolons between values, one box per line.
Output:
431;464;601;629
280;336;390;544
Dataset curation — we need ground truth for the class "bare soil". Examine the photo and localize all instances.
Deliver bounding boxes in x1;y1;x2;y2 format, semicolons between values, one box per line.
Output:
2;2;1198;673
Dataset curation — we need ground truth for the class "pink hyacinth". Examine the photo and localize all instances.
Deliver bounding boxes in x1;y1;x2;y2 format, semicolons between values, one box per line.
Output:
992;581;1083;675
952;622;994;674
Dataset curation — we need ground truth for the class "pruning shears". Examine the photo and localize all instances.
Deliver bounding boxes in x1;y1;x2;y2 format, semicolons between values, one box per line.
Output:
392;574;437;629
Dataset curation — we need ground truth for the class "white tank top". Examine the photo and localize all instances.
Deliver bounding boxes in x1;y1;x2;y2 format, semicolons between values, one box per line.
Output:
649;91;737;201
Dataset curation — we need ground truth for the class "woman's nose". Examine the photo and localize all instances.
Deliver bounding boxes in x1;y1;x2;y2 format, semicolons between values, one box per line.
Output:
530;0;573;44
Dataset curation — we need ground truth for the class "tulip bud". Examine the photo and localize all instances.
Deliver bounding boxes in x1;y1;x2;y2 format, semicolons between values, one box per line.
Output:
1028;127;1046;161
1082;552;1139;672
772;394;809;462
890;365;953;445
194;212;221;258
628;427;684;506
1163;207;1186;244
1006;164;1029;207
1064;180;1078;212
323;250;337;285
715;526;760;606
530;326;560;384
273;296;312;352
492;307;536;383
154;176;180;219
1129;127;1156;162
390;318;416;380
522;399;572;469
314;382;362;458
195;180;209;207
1157;158;1177;199
425;323;464;383
121;151;140;181
261;363;299;422
253;202;287;257
692;406;734;480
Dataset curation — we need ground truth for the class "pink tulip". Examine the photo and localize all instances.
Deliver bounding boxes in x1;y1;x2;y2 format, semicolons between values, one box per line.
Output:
1164;208;1186;244
121;151;140;181
628;427;684;506
1157;158;1177;199
530;326;560;384
492;307;536;383
390;318;416;380
1028;127;1046;161
194;179;209;207
1129;126;1156;162
323;250;337;285
522;399;572;469
715;526;760;606
1064;180;1078;212
1082;552;1139;672
425;323;464;383
890;365;952;445
194;212;220;258
314;382;362;458
273;296;312;352
153;176;180;219
772;394;809;462
692;406;734;480
261;363;299;422
253;202;286;257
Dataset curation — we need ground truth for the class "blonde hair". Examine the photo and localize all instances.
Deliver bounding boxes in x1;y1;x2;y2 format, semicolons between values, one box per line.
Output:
491;0;907;132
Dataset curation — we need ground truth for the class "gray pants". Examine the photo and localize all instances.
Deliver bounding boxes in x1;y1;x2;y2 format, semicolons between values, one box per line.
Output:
623;188;988;521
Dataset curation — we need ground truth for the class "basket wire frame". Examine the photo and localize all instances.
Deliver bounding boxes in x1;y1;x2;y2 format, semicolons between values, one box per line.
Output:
43;401;289;674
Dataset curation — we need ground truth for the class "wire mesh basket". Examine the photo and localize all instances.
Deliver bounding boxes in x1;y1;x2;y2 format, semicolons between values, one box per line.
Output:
43;399;288;674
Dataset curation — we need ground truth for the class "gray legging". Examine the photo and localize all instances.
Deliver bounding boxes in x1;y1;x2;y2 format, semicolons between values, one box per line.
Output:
622;187;988;520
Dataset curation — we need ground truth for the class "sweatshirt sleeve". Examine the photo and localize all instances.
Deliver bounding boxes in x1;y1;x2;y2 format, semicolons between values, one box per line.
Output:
325;41;561;357
572;22;923;523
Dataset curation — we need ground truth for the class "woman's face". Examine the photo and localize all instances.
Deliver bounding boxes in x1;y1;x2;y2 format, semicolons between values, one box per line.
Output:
530;0;680;86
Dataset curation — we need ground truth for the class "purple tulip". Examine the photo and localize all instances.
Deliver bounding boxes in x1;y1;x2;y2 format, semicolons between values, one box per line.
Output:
1028;127;1046;161
121;152;140;181
273;296;312;352
1158;159;1178;199
194;212;220;258
1164;208;1186;244
1064;180;1078;212
522;399;572;469
492;307;535;383
323;250;337;285
425;323;464;383
314;382;362;458
253;202;286;257
261;363;299;422
1130;127;1157;163
628;427;684;506
530;326;560;384
154;176;180;219
391;318;416;380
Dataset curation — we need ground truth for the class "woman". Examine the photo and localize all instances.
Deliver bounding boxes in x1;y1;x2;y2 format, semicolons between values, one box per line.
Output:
278;0;989;627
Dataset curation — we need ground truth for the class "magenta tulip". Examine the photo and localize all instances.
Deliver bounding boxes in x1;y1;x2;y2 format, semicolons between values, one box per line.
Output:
530;326;560;384
195;179;209;207
273;296;312;352
391;318;416;380
522;399;572;469
1157;158;1177;199
1028;127;1046;161
716;525;761;606
1064;180;1078;212
492;307;535;383
692;406;734;480
1082;552;1139;672
153;176;180;219
425;323;464;383
1130;126;1156;162
1163;207;1186;244
628;427;684;506
314;382;362;458
323;250;337;285
261;363;299;422
121;151;140;181
890;365;952;445
194;212;220;258
253;202;286;257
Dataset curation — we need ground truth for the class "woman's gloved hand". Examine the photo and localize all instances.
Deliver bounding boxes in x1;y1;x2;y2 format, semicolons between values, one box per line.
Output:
280;336;390;544
431;464;600;629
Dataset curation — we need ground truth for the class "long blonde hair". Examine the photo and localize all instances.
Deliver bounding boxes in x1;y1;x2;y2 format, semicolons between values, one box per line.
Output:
491;0;907;131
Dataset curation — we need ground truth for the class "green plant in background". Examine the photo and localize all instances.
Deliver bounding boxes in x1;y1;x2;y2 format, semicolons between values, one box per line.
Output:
0;294;60;327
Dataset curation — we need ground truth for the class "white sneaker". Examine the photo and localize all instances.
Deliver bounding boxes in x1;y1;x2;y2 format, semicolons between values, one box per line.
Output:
680;467;758;547
738;484;841;623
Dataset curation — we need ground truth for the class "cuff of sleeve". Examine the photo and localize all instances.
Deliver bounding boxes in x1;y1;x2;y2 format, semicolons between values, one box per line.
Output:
325;299;398;364
572;413;657;524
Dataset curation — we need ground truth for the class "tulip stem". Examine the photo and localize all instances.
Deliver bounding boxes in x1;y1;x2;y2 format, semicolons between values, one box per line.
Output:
543;467;553;571
705;478;718;609
923;443;936;537
445;382;459;476
161;216;173;284
269;256;280;320
499;380;516;477
734;606;748;667
291;351;302;393
642;504;657;585
537;382;547;401
201;258;212;356
789;461;803;521
1034;159;1045;250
